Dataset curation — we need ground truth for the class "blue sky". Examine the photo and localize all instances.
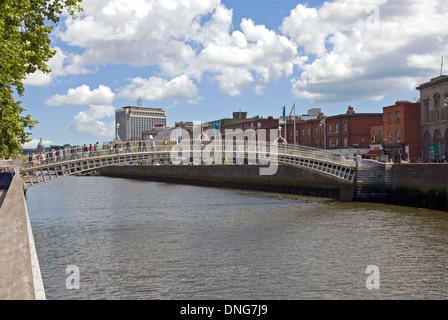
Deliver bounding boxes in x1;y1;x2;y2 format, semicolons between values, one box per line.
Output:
21;0;448;148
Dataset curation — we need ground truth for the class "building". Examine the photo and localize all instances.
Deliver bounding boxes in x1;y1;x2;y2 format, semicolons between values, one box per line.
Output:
142;125;177;143
286;106;382;152
115;106;167;141
416;75;448;161
370;101;421;163
203;111;278;135
37;138;46;154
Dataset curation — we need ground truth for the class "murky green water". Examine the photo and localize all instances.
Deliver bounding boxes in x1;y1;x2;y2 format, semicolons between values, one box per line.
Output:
26;176;448;300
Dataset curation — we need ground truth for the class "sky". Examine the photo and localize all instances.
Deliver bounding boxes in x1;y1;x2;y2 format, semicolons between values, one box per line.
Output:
20;0;448;148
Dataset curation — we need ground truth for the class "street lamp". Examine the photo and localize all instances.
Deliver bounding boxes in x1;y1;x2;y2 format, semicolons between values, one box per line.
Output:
319;117;326;150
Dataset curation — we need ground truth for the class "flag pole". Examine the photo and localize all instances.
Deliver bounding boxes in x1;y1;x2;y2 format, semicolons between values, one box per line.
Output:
293;103;296;145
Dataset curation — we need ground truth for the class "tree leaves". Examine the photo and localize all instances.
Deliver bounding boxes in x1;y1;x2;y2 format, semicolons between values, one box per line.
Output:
0;0;82;157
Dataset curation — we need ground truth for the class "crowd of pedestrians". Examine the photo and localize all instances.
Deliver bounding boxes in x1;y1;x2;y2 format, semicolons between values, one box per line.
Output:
25;139;167;167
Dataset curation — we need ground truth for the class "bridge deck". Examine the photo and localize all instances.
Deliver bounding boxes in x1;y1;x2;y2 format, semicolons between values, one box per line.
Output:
20;143;357;187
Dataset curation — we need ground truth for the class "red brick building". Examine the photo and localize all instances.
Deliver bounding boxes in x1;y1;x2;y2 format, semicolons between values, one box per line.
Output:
283;106;382;150
370;101;421;162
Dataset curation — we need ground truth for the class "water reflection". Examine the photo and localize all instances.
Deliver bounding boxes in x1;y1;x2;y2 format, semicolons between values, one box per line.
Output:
26;176;448;300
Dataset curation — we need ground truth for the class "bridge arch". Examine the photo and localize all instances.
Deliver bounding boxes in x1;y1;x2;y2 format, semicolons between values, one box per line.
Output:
20;143;357;187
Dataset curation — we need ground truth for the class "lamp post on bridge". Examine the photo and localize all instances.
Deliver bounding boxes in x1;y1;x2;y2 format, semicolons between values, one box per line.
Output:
116;123;120;142
319;117;327;150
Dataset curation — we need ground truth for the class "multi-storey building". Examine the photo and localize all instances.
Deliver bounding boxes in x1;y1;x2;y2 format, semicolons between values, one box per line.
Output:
370;101;421;163
285;106;382;150
204;112;279;135
115;106;167;141
416;75;448;161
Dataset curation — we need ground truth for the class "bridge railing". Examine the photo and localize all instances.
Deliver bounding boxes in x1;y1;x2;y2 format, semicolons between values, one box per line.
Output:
20;140;352;170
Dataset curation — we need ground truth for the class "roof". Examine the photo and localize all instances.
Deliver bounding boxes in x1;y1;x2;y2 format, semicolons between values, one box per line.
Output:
365;149;382;157
416;75;448;91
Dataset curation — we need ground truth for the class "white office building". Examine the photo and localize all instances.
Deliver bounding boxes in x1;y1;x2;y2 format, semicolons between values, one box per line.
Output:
115;106;167;141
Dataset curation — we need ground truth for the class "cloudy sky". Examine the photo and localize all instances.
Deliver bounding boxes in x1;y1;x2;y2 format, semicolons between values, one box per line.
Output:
21;0;448;148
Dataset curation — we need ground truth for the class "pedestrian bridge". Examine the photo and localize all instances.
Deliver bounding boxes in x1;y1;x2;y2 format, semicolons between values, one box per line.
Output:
17;143;357;187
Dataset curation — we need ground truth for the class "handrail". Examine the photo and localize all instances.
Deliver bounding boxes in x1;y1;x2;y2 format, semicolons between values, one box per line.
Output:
20;140;353;170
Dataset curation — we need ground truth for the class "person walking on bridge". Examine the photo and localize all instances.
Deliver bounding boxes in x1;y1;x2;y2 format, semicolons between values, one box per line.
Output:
150;139;155;152
58;148;64;162
93;142;99;157
126;140;133;153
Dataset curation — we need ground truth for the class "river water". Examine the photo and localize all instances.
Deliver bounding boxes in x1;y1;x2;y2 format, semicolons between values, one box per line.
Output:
25;176;448;300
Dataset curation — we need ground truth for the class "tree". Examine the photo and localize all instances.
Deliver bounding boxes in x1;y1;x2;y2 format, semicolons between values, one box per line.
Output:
0;0;82;157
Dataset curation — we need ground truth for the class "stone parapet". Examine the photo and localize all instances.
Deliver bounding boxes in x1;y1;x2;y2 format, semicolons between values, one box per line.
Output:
0;173;45;300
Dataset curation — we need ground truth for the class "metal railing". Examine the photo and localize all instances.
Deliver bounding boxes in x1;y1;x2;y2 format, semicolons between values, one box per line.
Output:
20;141;354;169
19;140;358;187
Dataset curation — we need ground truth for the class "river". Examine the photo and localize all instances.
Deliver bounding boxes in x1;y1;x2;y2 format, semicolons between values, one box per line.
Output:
25;175;448;300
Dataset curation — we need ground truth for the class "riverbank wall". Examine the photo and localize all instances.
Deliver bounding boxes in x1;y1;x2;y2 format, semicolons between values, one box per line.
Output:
99;163;448;212
99;164;342;199
0;172;45;300
387;164;448;211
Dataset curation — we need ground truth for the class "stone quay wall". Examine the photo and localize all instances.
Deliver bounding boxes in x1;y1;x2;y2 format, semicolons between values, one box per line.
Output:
0;173;45;300
99;164;342;200
100;163;448;212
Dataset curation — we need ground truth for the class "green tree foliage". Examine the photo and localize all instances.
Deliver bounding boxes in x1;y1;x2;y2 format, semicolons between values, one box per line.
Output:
0;0;82;157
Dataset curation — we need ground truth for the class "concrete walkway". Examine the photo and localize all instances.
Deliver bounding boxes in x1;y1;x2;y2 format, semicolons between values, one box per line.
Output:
0;173;45;300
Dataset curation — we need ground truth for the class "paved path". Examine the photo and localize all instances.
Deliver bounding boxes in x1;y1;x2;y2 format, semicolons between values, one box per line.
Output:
0;174;44;300
0;190;6;207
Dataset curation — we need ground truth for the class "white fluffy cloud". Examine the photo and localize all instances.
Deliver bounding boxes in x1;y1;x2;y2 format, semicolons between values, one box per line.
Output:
198;15;304;95
46;85;116;106
24;47;92;87
27;0;448;107
69;105;115;137
118;74;200;104
57;0;219;69
54;0;304;97
281;0;448;103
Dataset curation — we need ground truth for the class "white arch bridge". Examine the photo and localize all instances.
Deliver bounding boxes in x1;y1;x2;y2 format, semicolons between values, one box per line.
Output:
16;143;358;188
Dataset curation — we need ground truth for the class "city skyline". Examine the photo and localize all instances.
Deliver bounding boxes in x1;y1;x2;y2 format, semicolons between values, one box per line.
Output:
20;0;448;148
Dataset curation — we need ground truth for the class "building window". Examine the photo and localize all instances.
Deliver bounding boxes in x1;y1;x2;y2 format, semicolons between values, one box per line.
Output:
307;128;311;136
435;100;440;121
388;131;392;144
396;112;400;123
335;124;339;133
328;124;332;133
343;123;347;132
425;102;429;123
344;137;348;147
315;127;318;135
388;113;392;124
396;130;401;143
423;131;431;160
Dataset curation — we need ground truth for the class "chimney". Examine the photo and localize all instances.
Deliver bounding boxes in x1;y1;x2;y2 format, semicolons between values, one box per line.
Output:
347;106;355;114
